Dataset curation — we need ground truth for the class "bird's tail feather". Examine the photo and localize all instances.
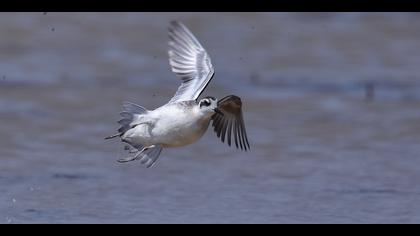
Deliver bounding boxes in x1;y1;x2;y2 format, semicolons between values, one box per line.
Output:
117;101;147;134
104;101;148;140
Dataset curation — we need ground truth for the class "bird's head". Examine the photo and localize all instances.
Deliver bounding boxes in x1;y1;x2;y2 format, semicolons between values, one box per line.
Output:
198;96;221;117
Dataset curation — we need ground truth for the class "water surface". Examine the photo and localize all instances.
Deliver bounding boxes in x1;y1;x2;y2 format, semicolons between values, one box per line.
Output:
1;13;420;223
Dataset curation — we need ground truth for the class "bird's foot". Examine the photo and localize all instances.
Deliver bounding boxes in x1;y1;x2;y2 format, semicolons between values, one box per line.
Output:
117;147;146;163
117;155;138;163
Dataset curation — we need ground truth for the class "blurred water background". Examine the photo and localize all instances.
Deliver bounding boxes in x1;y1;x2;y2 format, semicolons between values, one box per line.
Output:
1;12;420;223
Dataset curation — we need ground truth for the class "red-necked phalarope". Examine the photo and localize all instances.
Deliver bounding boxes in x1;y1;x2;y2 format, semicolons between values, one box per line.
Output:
106;21;250;168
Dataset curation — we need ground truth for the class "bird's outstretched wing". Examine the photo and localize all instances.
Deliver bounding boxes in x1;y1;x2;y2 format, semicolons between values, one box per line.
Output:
211;95;250;151
167;21;215;104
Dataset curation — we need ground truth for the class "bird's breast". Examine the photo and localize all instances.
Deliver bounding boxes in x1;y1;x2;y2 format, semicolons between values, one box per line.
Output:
152;108;211;147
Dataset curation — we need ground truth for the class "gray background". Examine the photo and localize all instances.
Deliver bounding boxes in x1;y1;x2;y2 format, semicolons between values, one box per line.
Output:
1;13;420;223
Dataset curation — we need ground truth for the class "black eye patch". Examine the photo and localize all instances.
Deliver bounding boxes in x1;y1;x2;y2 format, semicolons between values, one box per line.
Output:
200;100;211;107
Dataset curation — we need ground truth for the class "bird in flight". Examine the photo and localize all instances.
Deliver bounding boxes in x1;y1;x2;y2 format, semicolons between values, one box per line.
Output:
106;21;250;167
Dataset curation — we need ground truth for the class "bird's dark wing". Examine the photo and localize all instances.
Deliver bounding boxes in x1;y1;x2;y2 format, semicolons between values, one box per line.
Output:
211;95;250;151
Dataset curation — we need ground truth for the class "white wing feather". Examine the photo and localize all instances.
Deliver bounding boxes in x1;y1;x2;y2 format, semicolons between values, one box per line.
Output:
167;21;214;104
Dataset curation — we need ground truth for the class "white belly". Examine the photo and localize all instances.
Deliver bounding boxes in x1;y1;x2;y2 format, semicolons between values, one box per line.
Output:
152;110;210;147
122;103;211;148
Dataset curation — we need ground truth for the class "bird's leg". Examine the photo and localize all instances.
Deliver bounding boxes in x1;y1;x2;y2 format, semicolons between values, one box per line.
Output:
124;145;138;153
136;145;156;162
117;145;156;163
129;147;139;154
138;145;156;164
117;147;146;163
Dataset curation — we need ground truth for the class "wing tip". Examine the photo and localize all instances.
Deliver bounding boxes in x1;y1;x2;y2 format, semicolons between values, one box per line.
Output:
169;20;186;32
